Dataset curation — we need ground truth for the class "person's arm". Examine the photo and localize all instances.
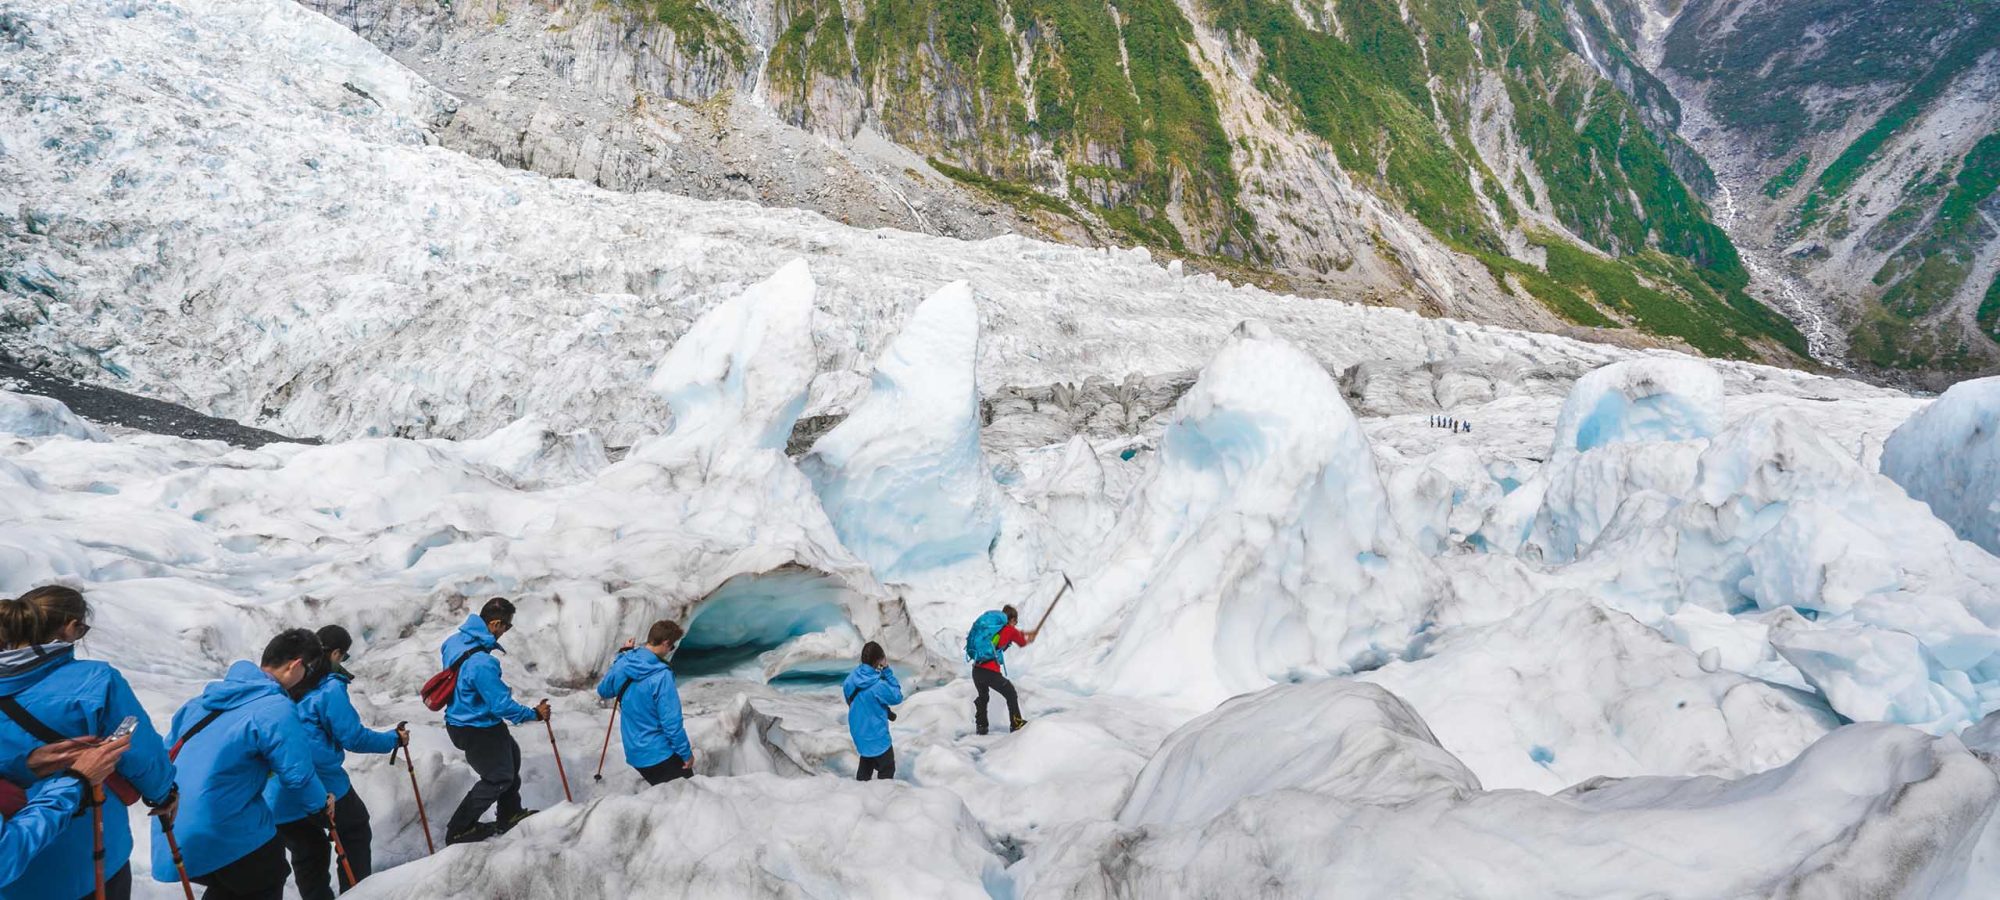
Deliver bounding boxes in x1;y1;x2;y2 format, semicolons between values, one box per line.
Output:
876;668;904;706
0;772;85;880
105;670;176;803
595;667;622;701
324;682;399;755
264;706;327;816
470;657;539;725
656;672;693;763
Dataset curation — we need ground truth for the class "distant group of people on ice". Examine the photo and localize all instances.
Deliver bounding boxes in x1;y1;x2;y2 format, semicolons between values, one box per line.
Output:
0;585;1044;899
1431;414;1472;434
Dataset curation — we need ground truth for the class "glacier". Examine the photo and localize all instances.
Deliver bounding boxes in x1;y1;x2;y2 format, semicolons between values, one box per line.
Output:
4;0;2000;897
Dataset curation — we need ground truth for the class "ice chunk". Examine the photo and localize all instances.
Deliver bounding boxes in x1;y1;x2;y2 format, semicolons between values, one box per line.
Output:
1363;595;1836;791
1118;681;1478;827
643;259;816;454
1882;376;2000;555
1045;324;1443;705
0;391;106;442
799;283;1000;579
1549;358;1723;459
1028;703;2000;898
357;774;1009;899
442;417;608;488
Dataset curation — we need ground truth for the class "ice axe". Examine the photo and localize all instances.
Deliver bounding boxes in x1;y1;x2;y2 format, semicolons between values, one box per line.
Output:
1030;574;1073;635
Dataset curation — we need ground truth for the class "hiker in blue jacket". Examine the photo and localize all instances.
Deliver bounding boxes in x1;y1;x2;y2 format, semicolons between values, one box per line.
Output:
266;625;406;899
0;585;176;900
441;598;548;845
152;629;327;900
594;620;693;786
843;642;903;781
1;736;130;890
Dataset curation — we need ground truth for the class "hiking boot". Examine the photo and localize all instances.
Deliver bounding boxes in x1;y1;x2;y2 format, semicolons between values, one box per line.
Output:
1010;716;1028;732
497;808;539;833
445;822;495;845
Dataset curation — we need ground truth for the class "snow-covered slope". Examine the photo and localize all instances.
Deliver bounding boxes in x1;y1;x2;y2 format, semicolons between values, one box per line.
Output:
7;1;2000;898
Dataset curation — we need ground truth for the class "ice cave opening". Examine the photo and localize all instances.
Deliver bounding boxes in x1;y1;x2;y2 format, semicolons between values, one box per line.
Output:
672;566;865;687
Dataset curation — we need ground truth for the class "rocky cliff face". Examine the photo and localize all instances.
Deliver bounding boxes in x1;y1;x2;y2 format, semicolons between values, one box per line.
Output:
1633;0;2000;386
302;0;1814;366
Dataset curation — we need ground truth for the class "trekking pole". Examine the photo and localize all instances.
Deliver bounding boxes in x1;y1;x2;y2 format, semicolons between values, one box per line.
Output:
1030;574;1074;635
593;699;619;782
325;796;360;889
545;709;573;803
160;816;196;900
391;744;436;855
90;786;106;900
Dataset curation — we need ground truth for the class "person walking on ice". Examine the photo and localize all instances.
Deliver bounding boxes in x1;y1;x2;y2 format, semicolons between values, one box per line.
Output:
967;606;1034;735
843;642;902;781
267;625;406;899
436;599;549;845
593;620;693;786
152;629;328;900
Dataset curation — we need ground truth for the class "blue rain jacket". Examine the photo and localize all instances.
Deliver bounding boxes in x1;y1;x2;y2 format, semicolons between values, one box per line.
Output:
262;668;398;822
0;774;84;890
149;661;324;881
594;649;691;769
441;616;537;728
842;665;902;758
0;648;174;900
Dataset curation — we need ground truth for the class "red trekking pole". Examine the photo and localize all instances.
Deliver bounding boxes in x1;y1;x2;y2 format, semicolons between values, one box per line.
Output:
391;743;435;855
159;816;196;900
545;709;573;803
593;699;619;782
90;786;105;900
325;795;360;889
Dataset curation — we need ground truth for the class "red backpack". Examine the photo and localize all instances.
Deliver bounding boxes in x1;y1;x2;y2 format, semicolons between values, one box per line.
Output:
420;647;488;711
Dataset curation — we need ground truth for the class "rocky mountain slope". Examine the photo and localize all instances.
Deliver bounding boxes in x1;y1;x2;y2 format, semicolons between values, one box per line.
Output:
296;0;1811;367
1609;0;2000;385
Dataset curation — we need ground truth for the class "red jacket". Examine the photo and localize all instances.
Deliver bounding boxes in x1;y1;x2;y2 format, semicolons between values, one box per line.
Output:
976;625;1027;673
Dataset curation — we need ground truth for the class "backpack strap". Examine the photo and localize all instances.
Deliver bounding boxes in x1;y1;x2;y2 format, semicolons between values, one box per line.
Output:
0;694;68;744
167;709;227;762
447;646;488;672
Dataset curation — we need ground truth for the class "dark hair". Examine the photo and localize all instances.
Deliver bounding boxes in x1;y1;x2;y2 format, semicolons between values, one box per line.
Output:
860;641;886;668
480;597;516;625
647;620;684;646
262;628;323;668
316;625;353;656
0;585;88;647
1002;604;1019;623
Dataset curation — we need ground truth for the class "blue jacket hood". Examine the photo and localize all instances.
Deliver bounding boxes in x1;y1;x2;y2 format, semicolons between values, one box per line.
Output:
199;660;286;712
843;664;883;695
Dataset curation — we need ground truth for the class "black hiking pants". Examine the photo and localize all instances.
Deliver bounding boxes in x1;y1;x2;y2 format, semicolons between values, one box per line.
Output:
71;864;131;900
446;724;523;837
637;755;692;786
192;835;289;900
972;667;1020;733
276;790;373;899
856;748;896;781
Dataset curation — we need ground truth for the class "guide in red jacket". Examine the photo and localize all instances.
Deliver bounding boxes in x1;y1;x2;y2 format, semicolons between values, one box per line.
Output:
972;605;1035;735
